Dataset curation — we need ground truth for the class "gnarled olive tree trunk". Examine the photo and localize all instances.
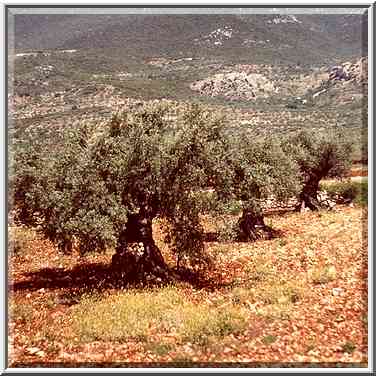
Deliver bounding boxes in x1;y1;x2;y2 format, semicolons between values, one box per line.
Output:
237;208;274;242
111;207;169;281
296;174;322;211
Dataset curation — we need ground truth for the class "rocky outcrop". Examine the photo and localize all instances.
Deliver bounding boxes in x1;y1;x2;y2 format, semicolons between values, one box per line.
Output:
329;56;368;84
266;15;302;25
329;66;350;81
194;26;234;47
190;72;277;101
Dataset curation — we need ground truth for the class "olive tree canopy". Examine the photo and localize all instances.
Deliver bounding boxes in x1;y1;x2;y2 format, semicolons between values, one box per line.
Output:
10;103;231;280
282;129;353;211
223;133;302;241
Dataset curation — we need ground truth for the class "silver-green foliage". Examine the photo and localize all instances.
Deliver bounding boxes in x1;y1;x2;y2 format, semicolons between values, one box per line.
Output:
10;101;307;267
10;103;230;262
281;129;354;209
283;129;353;182
226;132;302;215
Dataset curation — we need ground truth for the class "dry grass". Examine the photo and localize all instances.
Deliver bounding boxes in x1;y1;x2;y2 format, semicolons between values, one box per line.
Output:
8;226;39;257
71;286;247;347
310;265;337;284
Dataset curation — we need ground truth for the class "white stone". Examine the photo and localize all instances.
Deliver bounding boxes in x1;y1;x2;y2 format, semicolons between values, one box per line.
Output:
26;347;41;355
332;287;344;296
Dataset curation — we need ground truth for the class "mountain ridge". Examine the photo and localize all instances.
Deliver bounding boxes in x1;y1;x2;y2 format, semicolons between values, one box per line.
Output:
13;14;367;66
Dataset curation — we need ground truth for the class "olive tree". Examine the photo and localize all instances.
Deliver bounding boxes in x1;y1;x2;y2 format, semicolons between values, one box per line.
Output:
9;102;230;280
217;133;302;241
282;129;353;211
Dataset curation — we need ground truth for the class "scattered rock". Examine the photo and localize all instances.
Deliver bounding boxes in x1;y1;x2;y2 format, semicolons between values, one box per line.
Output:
329;66;350;81
194;25;234;47
317;190;336;210
312;88;327;98
26;347;45;357
36;65;55;75
267;15;302;25
332;287;344;297
55;294;80;306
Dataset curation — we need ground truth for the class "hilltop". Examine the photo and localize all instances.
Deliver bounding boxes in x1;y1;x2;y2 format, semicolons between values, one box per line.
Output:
13;14;366;65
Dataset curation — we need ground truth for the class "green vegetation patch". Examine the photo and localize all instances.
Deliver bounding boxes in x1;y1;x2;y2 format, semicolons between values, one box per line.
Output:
341;341;356;354
71;286;247;346
231;266;306;321
320;179;368;206
262;335;277;345
310;264;337;284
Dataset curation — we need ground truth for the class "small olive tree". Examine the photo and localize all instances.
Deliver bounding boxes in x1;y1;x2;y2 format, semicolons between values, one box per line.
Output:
282;129;353;211
217;133;302;241
9;102;230;280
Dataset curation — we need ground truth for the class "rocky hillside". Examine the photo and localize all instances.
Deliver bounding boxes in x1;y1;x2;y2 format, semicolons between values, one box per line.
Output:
188;56;367;107
190;71;277;101
9;12;368;163
328;56;368;84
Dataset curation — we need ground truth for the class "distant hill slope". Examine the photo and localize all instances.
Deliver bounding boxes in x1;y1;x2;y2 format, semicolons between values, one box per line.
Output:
13;13;367;66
